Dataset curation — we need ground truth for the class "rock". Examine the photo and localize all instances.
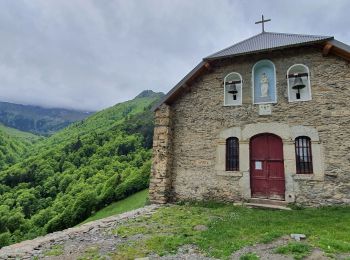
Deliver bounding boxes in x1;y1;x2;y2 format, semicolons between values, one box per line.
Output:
135;258;149;260
193;225;208;231
290;234;306;241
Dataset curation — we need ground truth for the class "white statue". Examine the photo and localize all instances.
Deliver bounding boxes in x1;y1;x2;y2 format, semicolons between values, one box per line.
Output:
260;73;269;97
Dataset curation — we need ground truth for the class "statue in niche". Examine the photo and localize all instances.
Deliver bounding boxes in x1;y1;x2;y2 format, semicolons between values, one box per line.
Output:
260;73;269;97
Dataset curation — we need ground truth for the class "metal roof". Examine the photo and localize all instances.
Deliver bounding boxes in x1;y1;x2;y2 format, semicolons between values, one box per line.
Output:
205;32;333;60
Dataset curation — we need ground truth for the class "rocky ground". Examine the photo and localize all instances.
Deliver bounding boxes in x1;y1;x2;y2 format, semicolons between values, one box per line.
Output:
0;205;349;260
0;205;160;260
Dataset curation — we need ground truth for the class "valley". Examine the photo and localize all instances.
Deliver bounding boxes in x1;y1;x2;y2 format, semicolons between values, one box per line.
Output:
0;90;163;248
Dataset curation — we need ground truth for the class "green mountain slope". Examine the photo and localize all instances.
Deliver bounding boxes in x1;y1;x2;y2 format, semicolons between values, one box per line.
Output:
0;90;163;248
0;124;42;144
0;101;93;136
0;125;41;171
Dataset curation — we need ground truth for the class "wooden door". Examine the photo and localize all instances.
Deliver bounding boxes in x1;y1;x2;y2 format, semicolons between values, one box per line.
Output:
250;134;285;200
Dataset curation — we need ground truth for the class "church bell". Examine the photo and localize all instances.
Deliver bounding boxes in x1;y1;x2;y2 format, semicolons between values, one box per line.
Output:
292;76;306;99
227;81;239;100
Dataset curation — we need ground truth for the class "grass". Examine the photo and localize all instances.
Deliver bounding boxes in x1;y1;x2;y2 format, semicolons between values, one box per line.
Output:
239;252;260;260
80;189;149;225
112;203;350;260
78;246;106;260
275;242;311;259
44;244;64;256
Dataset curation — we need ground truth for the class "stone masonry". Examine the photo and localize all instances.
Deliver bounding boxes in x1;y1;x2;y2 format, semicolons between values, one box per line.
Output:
150;45;350;206
149;104;173;203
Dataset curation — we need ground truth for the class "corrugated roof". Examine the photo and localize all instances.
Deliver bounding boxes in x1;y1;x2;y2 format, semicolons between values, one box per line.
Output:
205;32;333;60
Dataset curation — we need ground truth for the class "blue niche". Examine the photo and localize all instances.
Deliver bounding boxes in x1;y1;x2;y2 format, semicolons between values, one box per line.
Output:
252;60;276;104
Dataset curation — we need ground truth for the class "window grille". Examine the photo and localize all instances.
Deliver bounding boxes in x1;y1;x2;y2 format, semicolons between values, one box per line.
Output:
226;137;239;171
295;136;313;174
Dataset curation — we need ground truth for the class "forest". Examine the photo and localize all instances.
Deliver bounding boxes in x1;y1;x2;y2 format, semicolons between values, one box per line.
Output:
0;91;163;248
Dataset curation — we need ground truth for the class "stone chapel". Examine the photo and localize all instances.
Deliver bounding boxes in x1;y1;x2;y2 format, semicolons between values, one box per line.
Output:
149;23;350;206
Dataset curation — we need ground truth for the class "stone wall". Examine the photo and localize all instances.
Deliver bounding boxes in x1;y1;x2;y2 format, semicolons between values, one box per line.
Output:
149;104;173;203
152;45;350;206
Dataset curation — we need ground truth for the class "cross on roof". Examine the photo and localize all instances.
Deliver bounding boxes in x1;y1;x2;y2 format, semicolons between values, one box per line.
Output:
255;15;271;32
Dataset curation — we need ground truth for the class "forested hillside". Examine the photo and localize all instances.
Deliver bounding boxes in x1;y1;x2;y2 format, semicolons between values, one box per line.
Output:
0;101;93;136
0;125;40;171
0;90;163;248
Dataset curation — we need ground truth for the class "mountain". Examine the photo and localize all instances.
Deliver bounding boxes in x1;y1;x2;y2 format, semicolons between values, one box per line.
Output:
0;90;164;248
0;101;93;136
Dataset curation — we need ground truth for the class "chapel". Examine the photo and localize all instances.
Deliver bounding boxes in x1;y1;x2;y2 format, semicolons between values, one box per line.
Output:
149;17;350;206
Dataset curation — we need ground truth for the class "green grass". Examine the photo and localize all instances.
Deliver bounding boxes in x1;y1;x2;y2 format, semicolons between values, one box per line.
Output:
44;244;64;256
275;242;311;259
80;189;149;225
78;246;106;260
112;203;350;260
240;252;260;260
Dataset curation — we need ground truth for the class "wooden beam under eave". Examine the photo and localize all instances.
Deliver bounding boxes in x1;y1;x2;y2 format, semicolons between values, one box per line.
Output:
204;62;212;71
330;46;350;61
322;43;333;56
182;83;191;93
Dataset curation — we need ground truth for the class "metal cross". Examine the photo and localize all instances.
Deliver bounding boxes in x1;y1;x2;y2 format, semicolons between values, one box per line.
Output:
255;15;271;32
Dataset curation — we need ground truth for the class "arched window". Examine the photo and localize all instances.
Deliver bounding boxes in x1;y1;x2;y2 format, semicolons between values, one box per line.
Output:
226;137;239;171
252;60;277;104
295;136;313;174
287;64;312;102
224;72;242;106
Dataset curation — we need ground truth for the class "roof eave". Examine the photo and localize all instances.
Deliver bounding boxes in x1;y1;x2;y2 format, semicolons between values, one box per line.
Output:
151;61;209;112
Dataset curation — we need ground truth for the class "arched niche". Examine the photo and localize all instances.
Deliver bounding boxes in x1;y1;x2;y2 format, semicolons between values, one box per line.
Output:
287;64;312;102
252;60;277;104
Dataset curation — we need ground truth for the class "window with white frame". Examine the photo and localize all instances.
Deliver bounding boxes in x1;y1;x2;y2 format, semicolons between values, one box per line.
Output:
224;72;242;106
287;64;312;102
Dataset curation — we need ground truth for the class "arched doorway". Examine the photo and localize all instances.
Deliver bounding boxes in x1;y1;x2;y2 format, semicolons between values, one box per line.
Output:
250;133;285;200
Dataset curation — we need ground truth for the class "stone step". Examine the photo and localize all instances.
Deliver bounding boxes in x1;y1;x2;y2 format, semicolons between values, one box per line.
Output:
249;198;289;207
244;202;292;211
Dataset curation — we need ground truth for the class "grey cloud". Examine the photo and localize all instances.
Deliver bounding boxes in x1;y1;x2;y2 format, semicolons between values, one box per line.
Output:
0;0;348;110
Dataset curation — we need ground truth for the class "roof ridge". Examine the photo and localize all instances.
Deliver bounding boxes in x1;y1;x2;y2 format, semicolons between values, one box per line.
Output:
263;31;333;39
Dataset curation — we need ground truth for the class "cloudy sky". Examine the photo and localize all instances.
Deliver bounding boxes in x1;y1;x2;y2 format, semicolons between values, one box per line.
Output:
0;0;349;111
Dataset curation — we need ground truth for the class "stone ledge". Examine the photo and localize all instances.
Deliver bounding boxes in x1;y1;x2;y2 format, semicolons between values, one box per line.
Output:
216;171;243;177
292;174;323;181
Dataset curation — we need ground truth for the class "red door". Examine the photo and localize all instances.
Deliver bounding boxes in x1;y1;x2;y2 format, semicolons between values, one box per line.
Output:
250;134;285;200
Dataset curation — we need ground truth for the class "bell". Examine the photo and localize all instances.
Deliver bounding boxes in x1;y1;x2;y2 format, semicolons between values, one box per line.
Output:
227;82;238;100
227;83;238;95
292;76;305;100
292;76;306;90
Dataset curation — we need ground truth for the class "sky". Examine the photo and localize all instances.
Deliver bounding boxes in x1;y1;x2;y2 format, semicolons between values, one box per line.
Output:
0;0;349;111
